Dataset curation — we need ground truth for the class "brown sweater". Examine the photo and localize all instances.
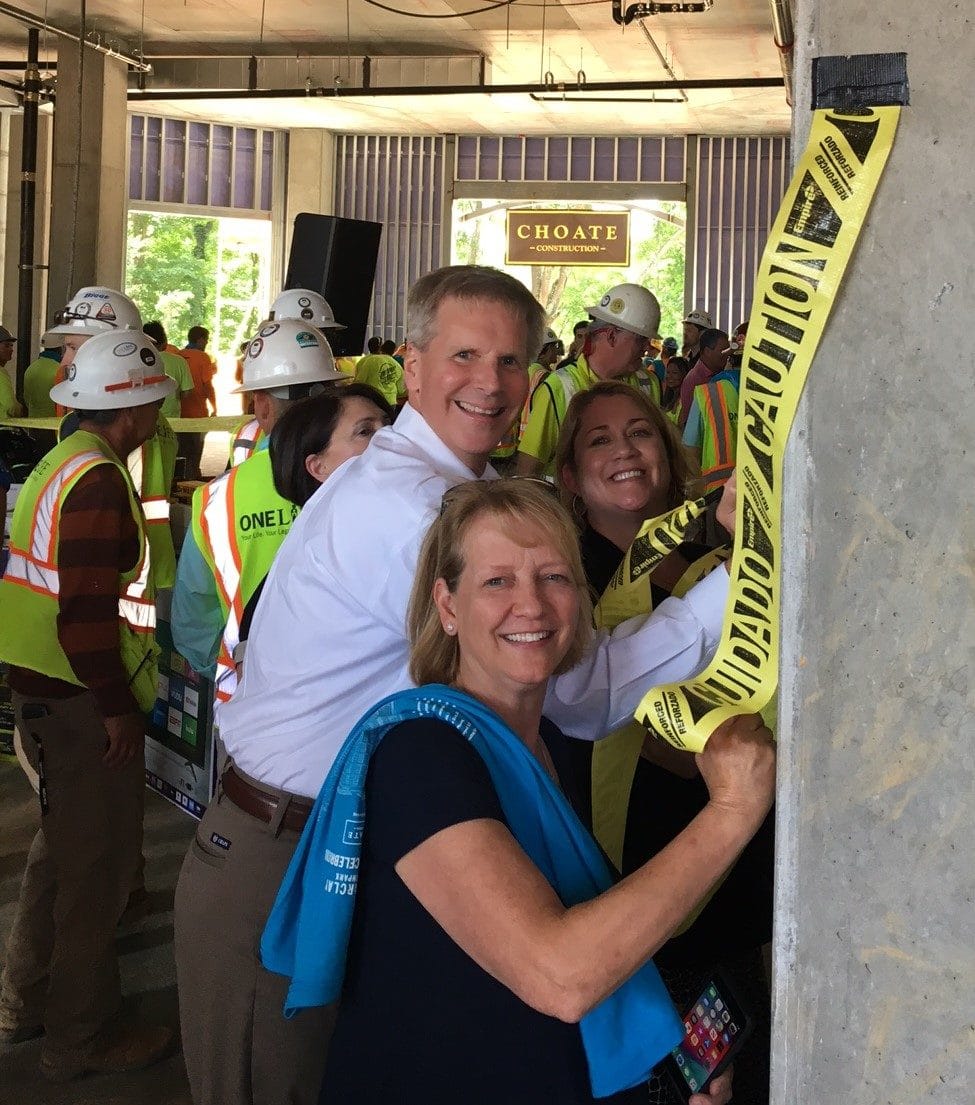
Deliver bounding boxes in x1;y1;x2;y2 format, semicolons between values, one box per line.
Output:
9;463;143;718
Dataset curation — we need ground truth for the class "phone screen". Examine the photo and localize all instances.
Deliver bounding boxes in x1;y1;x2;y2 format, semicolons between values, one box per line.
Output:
670;981;744;1094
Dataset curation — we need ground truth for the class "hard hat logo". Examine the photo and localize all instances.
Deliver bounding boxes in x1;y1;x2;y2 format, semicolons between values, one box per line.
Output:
76;302;92;317
49;329;176;411
232;316;348;394
298;297;311;307
96;303;117;323
609;298;626;315
600;293;612;307
300;309;313;319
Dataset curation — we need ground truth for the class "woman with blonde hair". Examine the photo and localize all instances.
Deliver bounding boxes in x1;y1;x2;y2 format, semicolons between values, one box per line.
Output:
263;479;774;1105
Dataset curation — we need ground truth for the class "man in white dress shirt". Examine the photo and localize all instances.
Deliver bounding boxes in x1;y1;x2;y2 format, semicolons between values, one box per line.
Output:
174;266;731;1105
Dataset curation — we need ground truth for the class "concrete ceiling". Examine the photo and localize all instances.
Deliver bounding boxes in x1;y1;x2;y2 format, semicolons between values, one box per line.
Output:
1;0;792;135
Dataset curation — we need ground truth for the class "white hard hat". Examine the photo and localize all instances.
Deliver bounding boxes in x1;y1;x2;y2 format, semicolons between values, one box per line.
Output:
586;283;661;340
541;328;560;347
233;318;350;395
43;286;142;341
49;330;176;411
269;289;346;331
682;309;713;329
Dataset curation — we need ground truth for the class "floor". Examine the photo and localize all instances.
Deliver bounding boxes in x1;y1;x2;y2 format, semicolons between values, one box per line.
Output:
0;759;197;1104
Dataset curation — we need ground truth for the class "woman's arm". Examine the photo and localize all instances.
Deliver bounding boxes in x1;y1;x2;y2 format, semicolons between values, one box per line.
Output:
395;713;774;1024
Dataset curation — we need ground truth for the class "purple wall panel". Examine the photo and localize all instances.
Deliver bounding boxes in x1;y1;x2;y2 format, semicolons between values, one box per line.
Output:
692;135;791;334
128;114;275;213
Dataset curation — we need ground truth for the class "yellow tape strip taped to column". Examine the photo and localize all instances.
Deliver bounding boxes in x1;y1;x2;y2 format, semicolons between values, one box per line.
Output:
636;106;901;752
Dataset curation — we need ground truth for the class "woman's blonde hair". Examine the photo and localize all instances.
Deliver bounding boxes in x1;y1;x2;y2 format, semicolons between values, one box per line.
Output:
408;480;594;687
553;380;691;521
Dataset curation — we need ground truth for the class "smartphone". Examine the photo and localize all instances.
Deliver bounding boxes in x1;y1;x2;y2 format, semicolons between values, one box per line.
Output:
660;973;752;1102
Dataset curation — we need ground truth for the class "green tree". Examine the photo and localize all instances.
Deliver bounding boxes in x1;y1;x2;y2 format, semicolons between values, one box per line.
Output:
633;204;685;342
126;212;217;345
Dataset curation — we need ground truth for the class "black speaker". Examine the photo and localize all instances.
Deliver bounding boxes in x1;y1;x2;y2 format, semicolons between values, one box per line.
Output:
284;213;383;357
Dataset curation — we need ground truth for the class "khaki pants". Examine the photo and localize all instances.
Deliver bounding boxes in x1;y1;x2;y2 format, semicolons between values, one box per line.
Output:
174;767;335;1105
0;691;145;1055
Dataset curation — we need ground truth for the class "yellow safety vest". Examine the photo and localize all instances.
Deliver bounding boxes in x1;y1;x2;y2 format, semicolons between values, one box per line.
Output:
191;446;298;705
59;412;176;588
0;430;158;712
694;377;739;492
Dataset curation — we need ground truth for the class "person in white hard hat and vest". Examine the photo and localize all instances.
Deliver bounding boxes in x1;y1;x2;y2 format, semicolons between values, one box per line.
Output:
171;319;349;707
515;282;662;477
47;287;179;588
228;289;347;467
0;331;175;1081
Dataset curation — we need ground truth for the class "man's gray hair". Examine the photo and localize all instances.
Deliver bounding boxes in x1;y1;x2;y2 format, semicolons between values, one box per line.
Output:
406;265;547;364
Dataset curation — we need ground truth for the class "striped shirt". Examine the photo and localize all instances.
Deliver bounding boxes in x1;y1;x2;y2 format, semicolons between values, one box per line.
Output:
8;464;143;718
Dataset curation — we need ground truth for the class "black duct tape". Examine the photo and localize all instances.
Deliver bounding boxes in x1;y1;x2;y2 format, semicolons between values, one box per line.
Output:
812;53;909;109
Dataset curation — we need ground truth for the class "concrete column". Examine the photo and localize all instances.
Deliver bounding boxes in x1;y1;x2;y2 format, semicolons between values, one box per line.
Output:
773;2;975;1103
47;46;127;317
282;129;335;271
2;110;53;355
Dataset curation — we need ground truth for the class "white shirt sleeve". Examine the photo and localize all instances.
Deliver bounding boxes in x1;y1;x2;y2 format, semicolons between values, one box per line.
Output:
544;566;729;739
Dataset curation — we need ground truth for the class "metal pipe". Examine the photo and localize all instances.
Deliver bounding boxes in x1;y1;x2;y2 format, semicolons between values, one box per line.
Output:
0;1;151;73
769;0;795;105
0;60;56;69
16;27;39;397
638;20;688;103
613;0;713;26
128;76;784;102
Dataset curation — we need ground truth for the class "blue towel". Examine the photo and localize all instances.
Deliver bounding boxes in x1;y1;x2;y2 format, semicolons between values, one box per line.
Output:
261;685;683;1098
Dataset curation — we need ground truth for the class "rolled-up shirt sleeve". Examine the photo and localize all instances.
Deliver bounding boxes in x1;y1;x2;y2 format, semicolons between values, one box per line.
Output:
544;566;729;740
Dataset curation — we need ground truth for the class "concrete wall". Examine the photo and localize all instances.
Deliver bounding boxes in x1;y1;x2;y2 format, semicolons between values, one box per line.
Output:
47;48;127;319
773;2;975;1102
282;129;335;279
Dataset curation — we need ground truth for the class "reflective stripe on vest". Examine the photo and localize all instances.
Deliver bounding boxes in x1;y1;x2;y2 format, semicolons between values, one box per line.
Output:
231;418;261;467
142;497;171;523
699;379;737;492
2;447;156;634
197;471;245;705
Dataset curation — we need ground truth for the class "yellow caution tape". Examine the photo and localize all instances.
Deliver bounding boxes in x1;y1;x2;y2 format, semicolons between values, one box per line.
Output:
635;106;901;751
593;490;722;632
592;527;729;872
0;416;245;433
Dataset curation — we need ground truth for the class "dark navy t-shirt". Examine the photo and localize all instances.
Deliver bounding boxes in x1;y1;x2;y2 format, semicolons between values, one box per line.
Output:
320;716;646;1105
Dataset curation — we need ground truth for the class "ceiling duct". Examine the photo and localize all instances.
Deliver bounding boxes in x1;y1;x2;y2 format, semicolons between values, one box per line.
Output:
130;54;487;95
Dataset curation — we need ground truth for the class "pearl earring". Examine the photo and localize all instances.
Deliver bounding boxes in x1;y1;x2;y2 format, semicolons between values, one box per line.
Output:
445;622;455;634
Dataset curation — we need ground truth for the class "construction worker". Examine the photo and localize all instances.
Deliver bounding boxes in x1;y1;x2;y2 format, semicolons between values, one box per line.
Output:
0;330;174;1080
514;283;661;477
142;321;195;419
0;325;21;417
172;319;349;708
683;329;740;492
504;326;562;462
22;335;63;418
228;288;347;466
47;288;179;588
354;346;406;409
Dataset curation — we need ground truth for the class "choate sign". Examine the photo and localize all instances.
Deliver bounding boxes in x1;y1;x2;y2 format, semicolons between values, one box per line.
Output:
506;209;630;266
